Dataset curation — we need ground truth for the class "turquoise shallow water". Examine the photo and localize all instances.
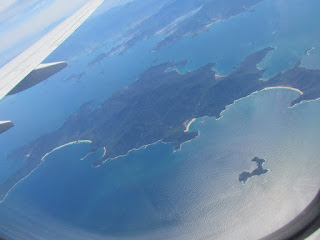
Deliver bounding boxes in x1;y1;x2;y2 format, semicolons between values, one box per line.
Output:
1;88;320;239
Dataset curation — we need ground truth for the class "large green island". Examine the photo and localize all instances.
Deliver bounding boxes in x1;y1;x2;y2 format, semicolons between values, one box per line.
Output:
1;47;320;202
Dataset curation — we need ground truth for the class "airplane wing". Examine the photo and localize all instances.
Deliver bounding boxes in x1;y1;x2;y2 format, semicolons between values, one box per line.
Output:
0;0;103;100
0;0;104;134
0;121;14;134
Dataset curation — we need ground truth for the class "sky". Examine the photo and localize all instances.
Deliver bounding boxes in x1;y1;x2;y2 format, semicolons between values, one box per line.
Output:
0;0;134;67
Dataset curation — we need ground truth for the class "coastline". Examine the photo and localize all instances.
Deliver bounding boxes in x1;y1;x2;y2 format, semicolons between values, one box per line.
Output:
216;86;303;121
81;146;107;161
98;140;164;167
0;140;93;203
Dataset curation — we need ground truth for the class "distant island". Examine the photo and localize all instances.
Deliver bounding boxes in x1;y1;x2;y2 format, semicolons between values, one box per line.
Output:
305;47;315;56
89;0;265;65
2;46;320;202
239;157;269;183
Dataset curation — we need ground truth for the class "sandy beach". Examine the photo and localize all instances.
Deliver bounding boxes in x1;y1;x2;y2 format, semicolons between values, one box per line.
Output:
41;140;92;161
263;86;303;95
215;73;226;80
184;118;196;132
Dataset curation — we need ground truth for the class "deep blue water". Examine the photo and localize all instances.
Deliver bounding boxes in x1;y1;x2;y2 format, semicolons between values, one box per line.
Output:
1;0;320;239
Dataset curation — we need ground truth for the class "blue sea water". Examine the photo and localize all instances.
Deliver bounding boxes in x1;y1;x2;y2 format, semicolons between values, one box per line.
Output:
1;89;320;240
1;0;320;238
154;0;320;77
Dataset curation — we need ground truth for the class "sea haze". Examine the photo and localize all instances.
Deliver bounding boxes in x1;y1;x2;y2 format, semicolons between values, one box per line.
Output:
1;88;320;239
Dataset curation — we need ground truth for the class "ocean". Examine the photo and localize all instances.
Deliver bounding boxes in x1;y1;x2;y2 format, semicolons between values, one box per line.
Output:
1;88;320;239
0;0;320;239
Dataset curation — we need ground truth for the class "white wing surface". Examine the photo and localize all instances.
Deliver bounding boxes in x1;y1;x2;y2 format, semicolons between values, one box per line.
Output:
0;0;104;101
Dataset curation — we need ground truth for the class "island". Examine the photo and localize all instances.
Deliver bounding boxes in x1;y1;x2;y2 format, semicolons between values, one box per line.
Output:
89;0;264;65
2;46;320;202
239;157;269;183
64;72;86;82
305;47;315;56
